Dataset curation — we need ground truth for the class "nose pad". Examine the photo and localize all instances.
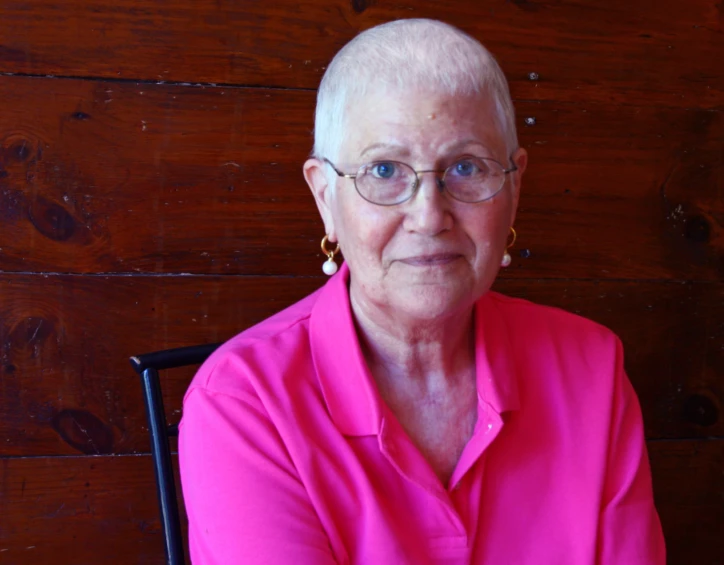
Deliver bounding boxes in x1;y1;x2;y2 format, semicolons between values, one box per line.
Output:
435;177;445;192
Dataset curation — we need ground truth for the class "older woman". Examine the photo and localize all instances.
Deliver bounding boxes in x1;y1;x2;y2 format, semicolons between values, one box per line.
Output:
179;19;665;564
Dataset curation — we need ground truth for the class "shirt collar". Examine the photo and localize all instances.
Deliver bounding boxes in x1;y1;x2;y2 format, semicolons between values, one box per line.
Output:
310;263;520;437
310;263;382;436
474;292;521;414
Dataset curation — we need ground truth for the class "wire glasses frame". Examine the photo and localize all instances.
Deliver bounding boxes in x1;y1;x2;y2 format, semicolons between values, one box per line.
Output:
323;156;518;206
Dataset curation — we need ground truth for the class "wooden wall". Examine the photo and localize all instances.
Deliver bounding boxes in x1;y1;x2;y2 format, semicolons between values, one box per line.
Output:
0;1;722;563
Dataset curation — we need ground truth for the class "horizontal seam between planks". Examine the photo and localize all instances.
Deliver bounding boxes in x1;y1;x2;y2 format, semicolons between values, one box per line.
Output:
0;71;317;92
0;452;158;460
0;271;721;284
0;271;327;279
0;71;721;113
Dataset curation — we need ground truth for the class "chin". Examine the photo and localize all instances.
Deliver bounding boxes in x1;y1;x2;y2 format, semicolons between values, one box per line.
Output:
390;285;477;322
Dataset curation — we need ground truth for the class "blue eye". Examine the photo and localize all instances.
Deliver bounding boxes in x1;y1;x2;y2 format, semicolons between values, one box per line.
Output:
371;162;396;179
454;160;477;176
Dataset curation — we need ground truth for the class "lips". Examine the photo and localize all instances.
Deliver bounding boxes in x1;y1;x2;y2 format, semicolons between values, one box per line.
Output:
398;253;462;266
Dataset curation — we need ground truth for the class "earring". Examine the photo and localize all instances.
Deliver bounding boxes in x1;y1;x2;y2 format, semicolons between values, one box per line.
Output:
501;227;517;268
321;235;340;275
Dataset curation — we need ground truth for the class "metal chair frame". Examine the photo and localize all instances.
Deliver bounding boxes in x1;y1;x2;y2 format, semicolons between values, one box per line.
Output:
130;342;222;565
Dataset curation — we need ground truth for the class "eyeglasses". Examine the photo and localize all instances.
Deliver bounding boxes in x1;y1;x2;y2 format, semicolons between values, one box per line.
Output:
323;156;517;206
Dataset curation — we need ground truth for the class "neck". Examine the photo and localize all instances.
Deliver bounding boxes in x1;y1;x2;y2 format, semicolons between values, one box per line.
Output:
349;287;476;394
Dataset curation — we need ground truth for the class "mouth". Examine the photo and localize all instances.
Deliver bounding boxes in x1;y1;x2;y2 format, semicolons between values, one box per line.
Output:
398;253;462;267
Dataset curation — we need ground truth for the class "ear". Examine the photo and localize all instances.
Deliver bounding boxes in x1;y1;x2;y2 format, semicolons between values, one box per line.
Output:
303;158;338;242
508;147;528;227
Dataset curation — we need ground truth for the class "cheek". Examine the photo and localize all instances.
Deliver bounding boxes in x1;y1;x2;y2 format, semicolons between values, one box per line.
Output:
465;207;510;260
336;201;400;262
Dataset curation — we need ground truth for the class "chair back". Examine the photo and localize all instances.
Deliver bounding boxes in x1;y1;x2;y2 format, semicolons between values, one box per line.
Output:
130;342;222;565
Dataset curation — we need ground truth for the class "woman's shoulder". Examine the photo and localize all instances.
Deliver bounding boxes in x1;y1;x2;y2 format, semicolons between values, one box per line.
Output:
484;292;627;398
186;286;325;400
485;290;619;348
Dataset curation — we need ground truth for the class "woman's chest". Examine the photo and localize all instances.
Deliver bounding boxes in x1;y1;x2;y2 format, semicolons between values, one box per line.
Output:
295;413;600;565
391;394;478;484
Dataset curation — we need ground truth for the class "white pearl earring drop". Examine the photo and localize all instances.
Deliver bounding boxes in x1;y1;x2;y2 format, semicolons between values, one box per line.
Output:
501;227;517;268
323;257;338;275
321;235;340;276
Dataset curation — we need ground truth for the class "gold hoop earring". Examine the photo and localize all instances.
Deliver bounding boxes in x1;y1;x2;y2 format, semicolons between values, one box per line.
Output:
321;235;340;276
501;227;517;268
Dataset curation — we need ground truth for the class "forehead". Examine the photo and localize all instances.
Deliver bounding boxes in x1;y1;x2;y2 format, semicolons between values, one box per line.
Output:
340;88;506;162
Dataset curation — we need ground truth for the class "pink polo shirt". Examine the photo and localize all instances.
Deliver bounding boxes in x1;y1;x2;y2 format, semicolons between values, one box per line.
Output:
179;264;665;564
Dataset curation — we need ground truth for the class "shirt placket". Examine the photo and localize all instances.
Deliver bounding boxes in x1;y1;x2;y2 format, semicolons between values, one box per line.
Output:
378;417;473;564
380;401;507;563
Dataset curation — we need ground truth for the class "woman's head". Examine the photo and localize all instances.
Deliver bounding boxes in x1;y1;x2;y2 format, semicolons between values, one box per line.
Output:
313;19;518;164
304;19;527;326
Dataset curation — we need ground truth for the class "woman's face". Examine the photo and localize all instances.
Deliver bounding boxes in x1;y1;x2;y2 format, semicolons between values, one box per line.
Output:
305;89;527;324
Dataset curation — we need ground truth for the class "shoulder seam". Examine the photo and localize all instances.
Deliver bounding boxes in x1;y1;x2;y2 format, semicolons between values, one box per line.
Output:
185;383;263;405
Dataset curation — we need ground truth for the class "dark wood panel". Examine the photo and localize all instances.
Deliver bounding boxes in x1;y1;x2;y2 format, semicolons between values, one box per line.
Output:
0;454;184;565
0;274;325;457
0;275;721;457
0;0;722;109
1;440;722;564
649;440;724;565
0;76;721;280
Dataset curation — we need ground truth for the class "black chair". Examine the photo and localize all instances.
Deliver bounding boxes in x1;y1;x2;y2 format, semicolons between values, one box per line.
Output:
130;342;222;565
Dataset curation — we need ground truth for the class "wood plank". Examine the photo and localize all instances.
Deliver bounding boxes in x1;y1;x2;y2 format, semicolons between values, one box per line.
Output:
0;454;184;565
0;0;722;109
0;76;721;280
0;274;325;457
0;274;721;457
1;440;722;564
649;440;724;565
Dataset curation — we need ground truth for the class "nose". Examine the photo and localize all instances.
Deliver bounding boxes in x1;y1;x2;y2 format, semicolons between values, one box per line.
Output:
416;169;446;193
402;172;453;235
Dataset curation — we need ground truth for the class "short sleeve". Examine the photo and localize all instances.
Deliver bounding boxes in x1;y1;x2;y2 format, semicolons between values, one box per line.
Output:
597;338;666;564
178;385;338;565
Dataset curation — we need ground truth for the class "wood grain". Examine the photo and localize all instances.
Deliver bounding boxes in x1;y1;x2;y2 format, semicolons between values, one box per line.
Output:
0;76;721;280
649;440;724;565
1;274;721;457
0;274;325;457
0;0;722;110
1;440;722;564
0;454;185;565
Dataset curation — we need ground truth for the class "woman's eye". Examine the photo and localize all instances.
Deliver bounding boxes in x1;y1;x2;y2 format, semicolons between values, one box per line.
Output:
453;160;479;176
371;162;397;179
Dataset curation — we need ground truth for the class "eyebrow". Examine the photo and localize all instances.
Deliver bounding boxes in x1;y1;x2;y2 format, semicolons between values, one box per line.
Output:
359;142;410;160
443;139;496;159
358;139;498;162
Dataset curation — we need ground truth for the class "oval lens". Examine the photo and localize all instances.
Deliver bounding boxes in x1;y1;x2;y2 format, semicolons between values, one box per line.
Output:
358;161;414;205
445;158;501;202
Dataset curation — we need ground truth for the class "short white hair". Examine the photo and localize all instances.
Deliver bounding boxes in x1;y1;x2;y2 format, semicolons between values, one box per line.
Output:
312;19;518;166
